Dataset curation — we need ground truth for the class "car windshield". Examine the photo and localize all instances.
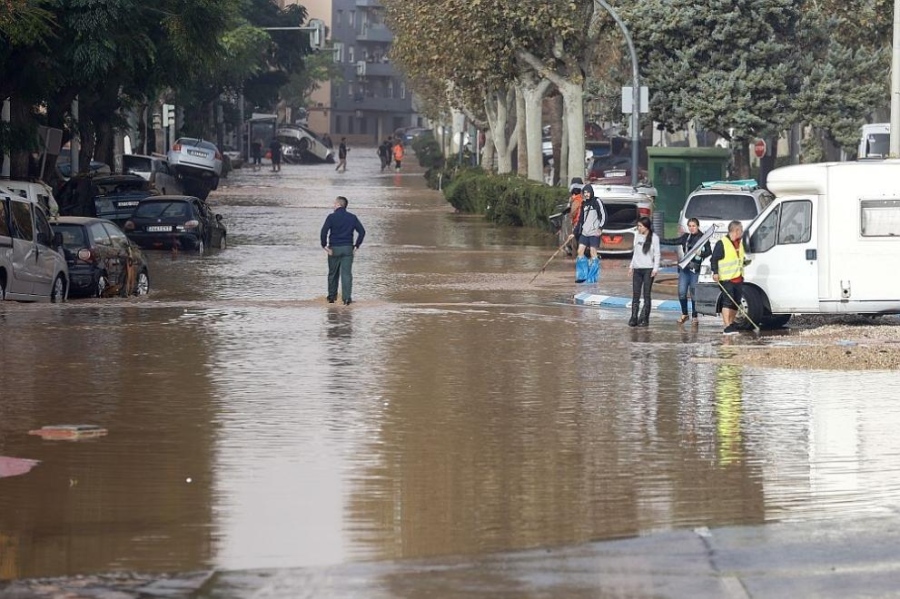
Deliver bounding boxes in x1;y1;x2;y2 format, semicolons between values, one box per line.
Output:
685;194;759;220
53;224;89;249
123;156;151;173
864;133;890;158
134;201;190;218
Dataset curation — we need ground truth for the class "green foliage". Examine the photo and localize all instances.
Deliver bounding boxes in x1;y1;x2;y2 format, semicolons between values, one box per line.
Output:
412;133;443;169
444;171;566;230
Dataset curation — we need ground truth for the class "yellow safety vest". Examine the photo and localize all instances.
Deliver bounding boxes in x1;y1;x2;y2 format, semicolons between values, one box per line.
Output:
717;238;745;281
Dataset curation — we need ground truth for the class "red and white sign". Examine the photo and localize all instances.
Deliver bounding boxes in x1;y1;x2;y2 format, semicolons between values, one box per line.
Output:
753;139;767;158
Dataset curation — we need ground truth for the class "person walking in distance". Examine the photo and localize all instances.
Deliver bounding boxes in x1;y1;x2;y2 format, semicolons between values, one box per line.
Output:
321;196;366;305
377;137;392;172
572;184;605;283
250;138;263;171
335;137;349;172
710;220;746;335
661;217;712;325
392;140;404;171
269;138;282;172
628;216;660;327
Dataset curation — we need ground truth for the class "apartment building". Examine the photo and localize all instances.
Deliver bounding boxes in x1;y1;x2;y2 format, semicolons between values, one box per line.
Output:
280;0;422;146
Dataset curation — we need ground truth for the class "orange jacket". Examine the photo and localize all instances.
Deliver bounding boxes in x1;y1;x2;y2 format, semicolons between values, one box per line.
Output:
393;143;404;161
570;194;584;226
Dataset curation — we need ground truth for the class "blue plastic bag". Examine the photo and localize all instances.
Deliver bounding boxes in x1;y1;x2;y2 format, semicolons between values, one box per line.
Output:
575;256;588;282
586;258;600;283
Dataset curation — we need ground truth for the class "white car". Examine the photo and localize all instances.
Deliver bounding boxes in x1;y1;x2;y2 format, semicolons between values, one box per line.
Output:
167;138;223;191
676;180;774;260
122;154;183;196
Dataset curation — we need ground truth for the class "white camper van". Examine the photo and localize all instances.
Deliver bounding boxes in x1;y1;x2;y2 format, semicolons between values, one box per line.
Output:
694;161;900;328
858;123;890;159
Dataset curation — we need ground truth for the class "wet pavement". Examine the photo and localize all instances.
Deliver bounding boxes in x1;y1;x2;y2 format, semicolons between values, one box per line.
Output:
3;152;900;596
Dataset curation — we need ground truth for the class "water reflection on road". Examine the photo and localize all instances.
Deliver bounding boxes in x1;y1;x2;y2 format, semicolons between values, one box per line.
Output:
2;153;900;579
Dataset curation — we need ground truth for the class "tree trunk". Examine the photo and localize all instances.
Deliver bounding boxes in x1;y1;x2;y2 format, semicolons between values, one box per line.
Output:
558;78;585;183
518;77;551;181
734;141;751;179
482;129;495;172
516;88;527;176
484;88;517;174
550;95;563;186
759;134;779;188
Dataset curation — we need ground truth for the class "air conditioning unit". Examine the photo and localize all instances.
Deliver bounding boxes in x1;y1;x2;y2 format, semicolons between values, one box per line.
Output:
356;61;366;76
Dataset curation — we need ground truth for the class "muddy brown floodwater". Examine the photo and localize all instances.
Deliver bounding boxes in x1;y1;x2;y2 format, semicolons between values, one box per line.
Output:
2;152;900;584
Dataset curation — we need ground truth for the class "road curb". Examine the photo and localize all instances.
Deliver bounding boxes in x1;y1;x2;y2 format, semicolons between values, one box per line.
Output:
574;291;695;313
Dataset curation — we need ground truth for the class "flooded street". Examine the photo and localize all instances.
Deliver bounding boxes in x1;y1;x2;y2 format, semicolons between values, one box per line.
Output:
3;152;900;581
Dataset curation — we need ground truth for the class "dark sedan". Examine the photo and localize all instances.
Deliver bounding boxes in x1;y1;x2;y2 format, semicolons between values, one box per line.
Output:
51;217;150;298
124;196;226;254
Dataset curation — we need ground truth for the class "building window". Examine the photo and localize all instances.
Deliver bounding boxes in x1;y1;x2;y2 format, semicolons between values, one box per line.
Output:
400;82;406;100
387;79;394;99
348;117;355;134
348;83;353;98
349;11;355;27
337;10;343;26
360;117;367;134
348;46;354;63
335;115;343;134
333;42;343;63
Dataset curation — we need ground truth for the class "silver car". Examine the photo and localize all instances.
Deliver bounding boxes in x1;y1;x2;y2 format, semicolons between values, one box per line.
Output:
167;138;223;189
0;187;69;302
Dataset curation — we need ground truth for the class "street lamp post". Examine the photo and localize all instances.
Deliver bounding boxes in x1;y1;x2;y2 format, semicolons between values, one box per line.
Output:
594;0;640;187
891;0;900;156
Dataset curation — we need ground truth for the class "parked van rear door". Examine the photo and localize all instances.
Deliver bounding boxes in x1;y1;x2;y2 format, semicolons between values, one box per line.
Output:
0;195;21;297
32;206;59;295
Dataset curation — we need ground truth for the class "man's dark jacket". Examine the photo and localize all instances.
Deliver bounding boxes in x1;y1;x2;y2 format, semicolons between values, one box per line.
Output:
321;207;366;248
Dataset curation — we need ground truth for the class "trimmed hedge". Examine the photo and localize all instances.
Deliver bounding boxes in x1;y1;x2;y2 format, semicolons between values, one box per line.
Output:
444;171;567;231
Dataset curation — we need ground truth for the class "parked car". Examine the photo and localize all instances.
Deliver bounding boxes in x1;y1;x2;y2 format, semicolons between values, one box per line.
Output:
124;195;226;254
587;154;646;182
51;216;150;298
89;174;157;227
549;183;656;256
167;137;222;183
122;154;184;196
0;187;68;302
676;180;774;259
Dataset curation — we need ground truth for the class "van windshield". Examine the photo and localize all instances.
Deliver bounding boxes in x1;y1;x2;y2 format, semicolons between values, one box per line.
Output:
863;133;890;158
685;194;758;220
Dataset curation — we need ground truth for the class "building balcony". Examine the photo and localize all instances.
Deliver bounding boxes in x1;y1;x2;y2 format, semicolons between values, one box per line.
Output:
341;94;411;112
358;24;393;43
355;0;381;6
355;60;395;78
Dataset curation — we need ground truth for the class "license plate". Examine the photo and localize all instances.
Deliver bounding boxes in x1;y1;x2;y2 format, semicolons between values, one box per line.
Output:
117;201;139;207
146;225;172;232
605;170;626;177
188;150;207;158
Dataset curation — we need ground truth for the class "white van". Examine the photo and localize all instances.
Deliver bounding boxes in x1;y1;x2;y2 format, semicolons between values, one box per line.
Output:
0;187;69;302
858;123;890;159
0;179;59;216
694;161;900;328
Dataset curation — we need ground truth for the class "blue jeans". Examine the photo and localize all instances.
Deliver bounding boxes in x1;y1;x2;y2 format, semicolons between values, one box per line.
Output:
678;268;699;316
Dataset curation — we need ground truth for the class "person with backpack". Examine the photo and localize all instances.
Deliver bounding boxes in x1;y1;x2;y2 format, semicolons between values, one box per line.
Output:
572;184;605;283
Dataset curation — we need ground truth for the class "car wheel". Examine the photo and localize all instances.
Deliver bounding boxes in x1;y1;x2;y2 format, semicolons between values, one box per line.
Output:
50;275;66;303
211;176;219;190
0;278;5;301
95;274;109;298
735;285;765;330
134;270;150;296
218;234;226;250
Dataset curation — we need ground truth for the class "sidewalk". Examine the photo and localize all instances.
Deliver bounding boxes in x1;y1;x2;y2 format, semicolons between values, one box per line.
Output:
191;515;900;598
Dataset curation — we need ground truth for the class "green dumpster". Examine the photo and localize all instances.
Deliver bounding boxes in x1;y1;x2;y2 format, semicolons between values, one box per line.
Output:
647;147;731;223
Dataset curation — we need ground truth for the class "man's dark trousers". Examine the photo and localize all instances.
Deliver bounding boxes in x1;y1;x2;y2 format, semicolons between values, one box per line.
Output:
327;245;354;302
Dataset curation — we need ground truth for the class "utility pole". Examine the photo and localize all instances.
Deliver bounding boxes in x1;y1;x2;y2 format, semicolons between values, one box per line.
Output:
891;0;900;155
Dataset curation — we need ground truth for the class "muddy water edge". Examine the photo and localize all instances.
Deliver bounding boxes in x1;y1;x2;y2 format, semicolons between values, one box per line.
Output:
2;153;900;582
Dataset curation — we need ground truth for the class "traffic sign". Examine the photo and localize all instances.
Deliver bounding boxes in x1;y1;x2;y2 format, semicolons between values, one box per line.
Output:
753;139;767;158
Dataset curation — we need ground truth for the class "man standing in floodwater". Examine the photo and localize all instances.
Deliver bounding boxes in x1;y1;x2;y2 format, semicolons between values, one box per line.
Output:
320;196;366;305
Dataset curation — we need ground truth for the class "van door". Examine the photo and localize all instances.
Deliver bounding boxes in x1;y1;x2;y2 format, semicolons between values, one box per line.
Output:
8;198;38;295
31;205;59;295
746;198;818;312
0;197;18;297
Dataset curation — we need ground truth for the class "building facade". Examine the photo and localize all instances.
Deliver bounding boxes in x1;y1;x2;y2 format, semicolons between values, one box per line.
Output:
280;0;423;146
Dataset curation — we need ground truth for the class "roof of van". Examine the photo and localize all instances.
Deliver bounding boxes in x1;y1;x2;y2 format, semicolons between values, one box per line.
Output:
766;160;900;196
698;179;759;191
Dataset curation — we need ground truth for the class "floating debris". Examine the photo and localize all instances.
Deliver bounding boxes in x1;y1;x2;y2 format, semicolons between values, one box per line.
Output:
0;456;41;478
28;425;108;441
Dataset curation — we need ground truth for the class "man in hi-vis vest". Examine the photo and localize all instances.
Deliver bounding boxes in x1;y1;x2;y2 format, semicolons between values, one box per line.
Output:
710;220;746;335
